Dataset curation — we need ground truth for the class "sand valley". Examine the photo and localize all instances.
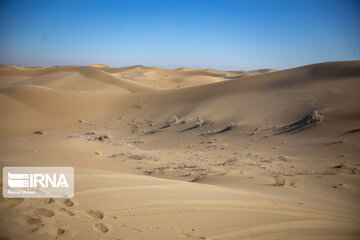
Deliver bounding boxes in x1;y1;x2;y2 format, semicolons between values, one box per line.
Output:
0;61;359;239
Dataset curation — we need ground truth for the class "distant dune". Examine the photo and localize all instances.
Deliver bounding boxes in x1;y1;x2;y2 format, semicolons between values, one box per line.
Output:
88;64;109;68
0;61;359;239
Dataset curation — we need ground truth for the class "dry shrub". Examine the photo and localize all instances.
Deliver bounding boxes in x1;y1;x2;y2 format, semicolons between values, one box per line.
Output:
94;150;102;155
153;166;172;174
289;179;299;188
274;176;286;186
33;130;45;135
196;115;207;128
110;151;159;161
227;122;238;130
334;162;346;168
305;110;323;125
351;168;359;175
167;115;178;126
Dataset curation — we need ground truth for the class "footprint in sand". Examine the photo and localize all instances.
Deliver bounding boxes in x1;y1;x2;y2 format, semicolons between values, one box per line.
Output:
17;215;43;226
60;208;75;216
61;199;74;207
0;198;23;209
87;210;104;219
35;198;54;204
41;227;66;238
56;228;65;237
16;215;44;233
53;228;65;237
93;223;109;233
31;208;55;217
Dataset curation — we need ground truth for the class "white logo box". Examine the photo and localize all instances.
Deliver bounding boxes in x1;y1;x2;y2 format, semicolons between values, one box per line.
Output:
3;167;74;198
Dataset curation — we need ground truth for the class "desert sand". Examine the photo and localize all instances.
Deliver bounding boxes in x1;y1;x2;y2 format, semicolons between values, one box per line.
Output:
0;61;359;239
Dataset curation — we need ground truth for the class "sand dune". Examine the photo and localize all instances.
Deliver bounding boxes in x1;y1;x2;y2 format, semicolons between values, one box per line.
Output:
0;61;359;239
0;65;151;93
99;65;273;89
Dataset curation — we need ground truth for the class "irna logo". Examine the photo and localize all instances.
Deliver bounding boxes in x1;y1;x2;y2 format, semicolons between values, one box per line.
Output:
7;172;69;188
3;167;74;198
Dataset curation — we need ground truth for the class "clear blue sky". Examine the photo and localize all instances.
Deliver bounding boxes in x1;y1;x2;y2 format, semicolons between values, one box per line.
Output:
0;0;359;70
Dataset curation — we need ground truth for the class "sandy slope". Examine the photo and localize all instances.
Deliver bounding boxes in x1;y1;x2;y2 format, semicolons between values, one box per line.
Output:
0;61;359;239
